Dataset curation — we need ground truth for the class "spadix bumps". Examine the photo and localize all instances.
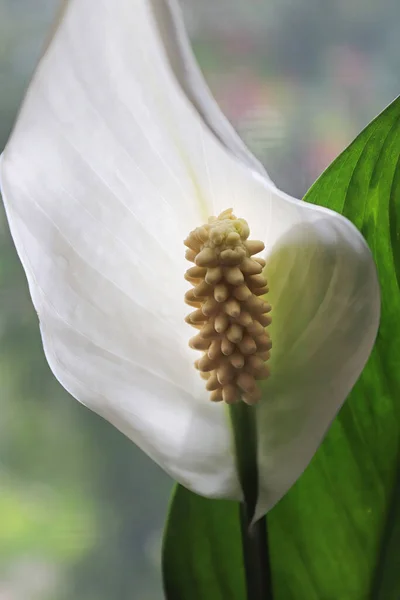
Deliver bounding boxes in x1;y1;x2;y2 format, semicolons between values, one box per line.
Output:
184;209;271;405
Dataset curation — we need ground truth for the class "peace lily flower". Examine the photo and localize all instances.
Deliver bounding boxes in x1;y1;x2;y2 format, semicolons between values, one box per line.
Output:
0;0;379;519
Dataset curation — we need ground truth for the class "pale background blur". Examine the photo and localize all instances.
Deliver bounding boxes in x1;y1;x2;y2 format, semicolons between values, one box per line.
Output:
0;0;399;598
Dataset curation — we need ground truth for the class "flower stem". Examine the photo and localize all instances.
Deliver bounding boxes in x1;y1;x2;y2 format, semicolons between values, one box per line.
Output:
229;402;274;599
240;506;273;600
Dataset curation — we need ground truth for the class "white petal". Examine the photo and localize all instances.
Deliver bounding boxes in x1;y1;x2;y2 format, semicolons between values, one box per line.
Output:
254;206;380;519
0;0;244;500
0;0;379;511
1;155;238;499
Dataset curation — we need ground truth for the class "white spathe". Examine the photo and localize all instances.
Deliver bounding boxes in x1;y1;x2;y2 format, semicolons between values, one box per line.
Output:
0;0;380;517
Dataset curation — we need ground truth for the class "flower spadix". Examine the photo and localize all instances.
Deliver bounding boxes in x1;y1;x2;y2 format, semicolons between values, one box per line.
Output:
0;0;380;518
184;209;271;405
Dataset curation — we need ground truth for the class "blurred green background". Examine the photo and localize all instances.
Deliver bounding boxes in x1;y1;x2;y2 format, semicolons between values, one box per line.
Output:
0;0;399;598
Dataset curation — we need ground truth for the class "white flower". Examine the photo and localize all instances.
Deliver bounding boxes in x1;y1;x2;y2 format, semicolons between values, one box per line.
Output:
0;0;379;519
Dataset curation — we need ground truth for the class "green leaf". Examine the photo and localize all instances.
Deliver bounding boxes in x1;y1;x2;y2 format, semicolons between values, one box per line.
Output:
162;487;245;600
162;98;400;599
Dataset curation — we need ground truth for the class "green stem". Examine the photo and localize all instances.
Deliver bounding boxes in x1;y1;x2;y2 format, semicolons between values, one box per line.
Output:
240;507;273;600
229;403;274;600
